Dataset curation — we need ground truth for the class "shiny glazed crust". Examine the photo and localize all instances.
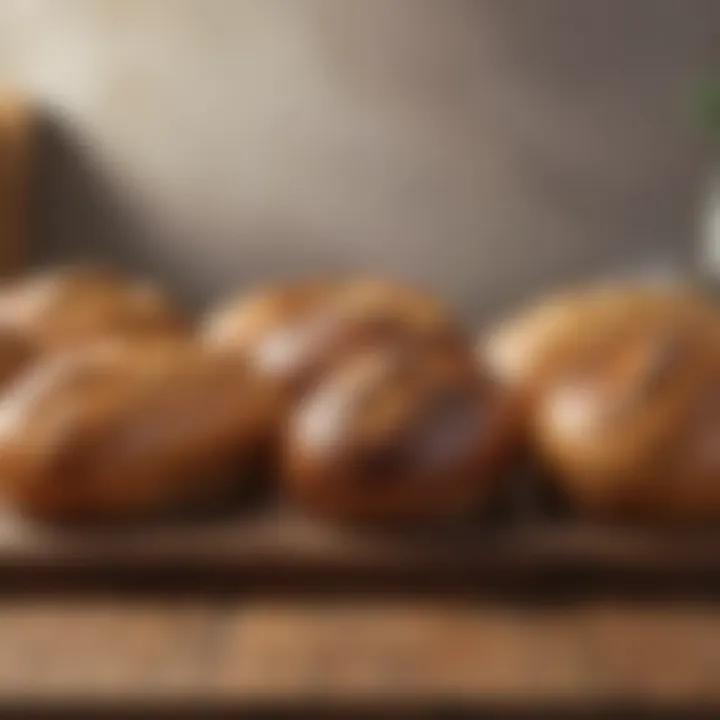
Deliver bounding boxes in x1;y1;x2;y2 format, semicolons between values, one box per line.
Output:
282;342;518;523
480;282;710;394
0;338;279;522
0;267;189;355
533;301;720;518
203;277;460;395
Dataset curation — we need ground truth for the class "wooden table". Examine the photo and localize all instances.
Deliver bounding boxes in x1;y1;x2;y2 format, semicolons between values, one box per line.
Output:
0;515;719;714
1;596;719;714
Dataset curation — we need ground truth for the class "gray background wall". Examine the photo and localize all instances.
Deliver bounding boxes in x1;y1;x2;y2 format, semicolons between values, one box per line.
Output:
0;0;718;321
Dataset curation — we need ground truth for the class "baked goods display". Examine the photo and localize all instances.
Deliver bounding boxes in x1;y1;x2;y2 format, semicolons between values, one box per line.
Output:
0;338;279;522
282;341;517;523
532;296;720;518
203;277;459;396
0;263;716;526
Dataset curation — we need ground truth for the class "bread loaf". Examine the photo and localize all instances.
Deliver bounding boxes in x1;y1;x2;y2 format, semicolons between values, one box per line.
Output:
533;294;720;518
204;277;460;396
0;266;189;354
282;341;517;523
0;338;279;522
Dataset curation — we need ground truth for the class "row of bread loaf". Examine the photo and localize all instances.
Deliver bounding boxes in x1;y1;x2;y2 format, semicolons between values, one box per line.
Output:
0;266;714;523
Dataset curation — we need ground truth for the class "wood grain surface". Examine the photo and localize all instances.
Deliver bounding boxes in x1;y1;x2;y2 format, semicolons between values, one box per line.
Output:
0;598;719;706
2;507;720;596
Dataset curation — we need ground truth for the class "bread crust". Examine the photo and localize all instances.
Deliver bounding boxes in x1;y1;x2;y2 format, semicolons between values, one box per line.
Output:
203;277;460;396
532;293;720;518
0;267;189;355
0;338;279;522
282;342;517;524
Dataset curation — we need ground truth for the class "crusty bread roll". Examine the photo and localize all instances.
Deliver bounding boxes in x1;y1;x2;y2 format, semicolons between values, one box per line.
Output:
0;338;279;522
202;279;335;356
480;281;710;395
533;297;720;518
0;267;189;356
282;341;517;523
203;277;459;395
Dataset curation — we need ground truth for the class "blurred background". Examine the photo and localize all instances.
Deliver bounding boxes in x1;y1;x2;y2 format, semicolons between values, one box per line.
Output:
1;0;718;320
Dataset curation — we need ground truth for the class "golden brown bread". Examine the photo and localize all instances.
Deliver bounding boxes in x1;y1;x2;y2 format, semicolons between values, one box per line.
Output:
533;297;720;518
0;338;279;522
282;341;517;523
0;267;189;356
479;281;713;396
0;329;35;391
202;279;335;358
203;277;460;395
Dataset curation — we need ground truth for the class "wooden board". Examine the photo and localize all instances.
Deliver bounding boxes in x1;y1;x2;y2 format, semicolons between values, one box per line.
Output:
2;504;720;597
